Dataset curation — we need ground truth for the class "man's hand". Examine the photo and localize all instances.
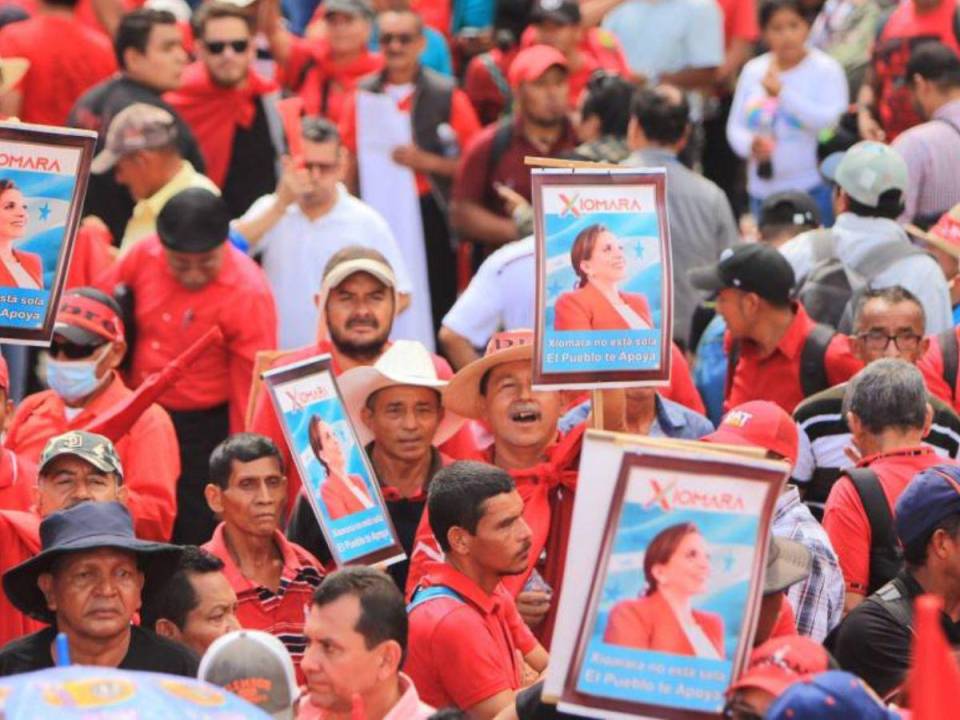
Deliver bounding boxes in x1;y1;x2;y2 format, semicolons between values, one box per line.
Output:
276;156;310;208
516;590;552;628
761;63;782;96
857;110;885;142
494;183;534;236
391;144;434;173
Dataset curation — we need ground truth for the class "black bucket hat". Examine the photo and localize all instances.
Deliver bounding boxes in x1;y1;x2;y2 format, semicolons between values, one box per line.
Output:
3;501;183;623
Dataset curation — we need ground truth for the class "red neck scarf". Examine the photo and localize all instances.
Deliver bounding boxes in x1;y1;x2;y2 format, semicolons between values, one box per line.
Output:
165;62;278;186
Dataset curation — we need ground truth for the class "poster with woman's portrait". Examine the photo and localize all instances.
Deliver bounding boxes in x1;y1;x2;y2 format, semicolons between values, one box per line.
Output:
532;168;672;389
0;122;96;344
263;355;405;567
545;432;786;719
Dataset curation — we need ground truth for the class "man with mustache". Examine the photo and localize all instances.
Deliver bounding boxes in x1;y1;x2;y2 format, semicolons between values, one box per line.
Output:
404;461;548;718
248;246;454;514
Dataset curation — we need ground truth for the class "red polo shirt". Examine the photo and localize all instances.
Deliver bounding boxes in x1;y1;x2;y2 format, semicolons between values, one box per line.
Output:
0;450;36;513
404;561;537;711
724;303;863;414
917;330;958;412
202;523;324;683
822;446;947;595
4;373;179;541
0;510;42;649
96;236;278;434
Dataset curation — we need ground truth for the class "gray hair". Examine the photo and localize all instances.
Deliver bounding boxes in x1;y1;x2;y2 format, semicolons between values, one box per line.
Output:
842;358;928;434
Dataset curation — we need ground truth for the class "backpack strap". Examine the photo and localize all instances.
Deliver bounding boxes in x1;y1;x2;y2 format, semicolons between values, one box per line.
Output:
808;229;837;264
725;338;742;402
867;575;915;636
847;468;901;595
939;328;959;405
406;585;466;613
800;323;835;398
486;118;515;184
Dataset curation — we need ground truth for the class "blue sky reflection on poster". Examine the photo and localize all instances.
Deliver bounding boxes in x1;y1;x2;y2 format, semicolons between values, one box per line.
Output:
271;368;397;564
540;183;665;376
575;466;765;714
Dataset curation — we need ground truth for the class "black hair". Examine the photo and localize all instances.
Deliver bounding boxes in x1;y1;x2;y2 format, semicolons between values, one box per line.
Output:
907;41;960;91
427;461;515;552
759;0;808;28
115;8;178;69
852;285;925;331
581;71;634;138
312;566;407;656
192;1;254;38
903;513;960;568
629;87;689;145
845;188;905;220
302;116;341;145
140;546;225;630
208;433;285;490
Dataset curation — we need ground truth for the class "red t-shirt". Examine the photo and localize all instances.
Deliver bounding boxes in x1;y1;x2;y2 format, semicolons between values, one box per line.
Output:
822;446;948;595
0;14;116;126
917;330;958;412
725;303;863;414
339;82;481;196
404;561;538;710
715;0;759;46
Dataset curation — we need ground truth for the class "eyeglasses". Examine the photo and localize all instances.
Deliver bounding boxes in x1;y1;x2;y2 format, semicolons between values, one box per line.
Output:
856;330;922;352
380;32;417;46
49;340;104;360
204;39;249;54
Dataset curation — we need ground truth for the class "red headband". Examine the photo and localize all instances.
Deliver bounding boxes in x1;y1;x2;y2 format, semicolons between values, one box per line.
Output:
56;294;125;343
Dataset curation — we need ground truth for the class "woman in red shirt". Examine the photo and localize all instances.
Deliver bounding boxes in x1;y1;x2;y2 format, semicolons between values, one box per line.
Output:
604;522;725;658
309;415;374;520
0;180;42;289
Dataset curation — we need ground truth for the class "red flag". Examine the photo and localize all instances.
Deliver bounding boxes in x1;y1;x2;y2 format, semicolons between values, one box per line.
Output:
81;327;224;442
277;96;305;166
909;593;960;719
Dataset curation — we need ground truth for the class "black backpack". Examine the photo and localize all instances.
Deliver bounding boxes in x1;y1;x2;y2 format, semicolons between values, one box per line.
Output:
794;230;928;333
938;327;959;405
847;468;904;596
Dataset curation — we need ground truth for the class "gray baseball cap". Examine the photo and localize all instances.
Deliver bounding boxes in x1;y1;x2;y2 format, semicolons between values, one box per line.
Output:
91;103;179;174
823;141;908;208
323;0;373;19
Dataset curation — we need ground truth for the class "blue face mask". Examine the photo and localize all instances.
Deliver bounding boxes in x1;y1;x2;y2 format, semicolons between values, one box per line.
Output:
45;349;108;403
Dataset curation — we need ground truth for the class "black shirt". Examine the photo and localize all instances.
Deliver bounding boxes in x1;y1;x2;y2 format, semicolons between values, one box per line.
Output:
67;76;207;243
222;97;278;219
831;570;960;697
0;625;199;677
286;445;443;590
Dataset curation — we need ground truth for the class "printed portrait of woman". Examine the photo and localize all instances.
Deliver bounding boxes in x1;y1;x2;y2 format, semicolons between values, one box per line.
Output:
0;179;42;289
604;522;725;659
554;223;652;331
309;415;374;520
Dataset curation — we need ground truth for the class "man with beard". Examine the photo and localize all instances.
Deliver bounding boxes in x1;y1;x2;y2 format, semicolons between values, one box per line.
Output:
451;45;577;250
234;117;412;350
404;461;549;717
248;247;452;514
166;2;284;218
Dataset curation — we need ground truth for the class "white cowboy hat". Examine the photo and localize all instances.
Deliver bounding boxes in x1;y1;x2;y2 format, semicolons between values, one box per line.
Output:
442;329;534;420
338;340;464;447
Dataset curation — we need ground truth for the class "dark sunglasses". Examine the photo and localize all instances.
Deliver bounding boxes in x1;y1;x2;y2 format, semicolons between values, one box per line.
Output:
49;340;104;360
204;39;250;54
380;32;417;46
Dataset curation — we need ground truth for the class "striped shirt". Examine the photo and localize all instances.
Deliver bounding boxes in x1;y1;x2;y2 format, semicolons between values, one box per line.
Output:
203;522;324;682
893;98;960;225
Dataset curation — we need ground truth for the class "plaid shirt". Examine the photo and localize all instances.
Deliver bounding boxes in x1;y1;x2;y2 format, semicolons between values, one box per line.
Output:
775;486;845;642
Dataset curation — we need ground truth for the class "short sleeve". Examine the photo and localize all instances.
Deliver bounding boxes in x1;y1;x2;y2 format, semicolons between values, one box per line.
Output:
441;255;501;345
793;422;816;483
503;594;538;655
821;477;871;594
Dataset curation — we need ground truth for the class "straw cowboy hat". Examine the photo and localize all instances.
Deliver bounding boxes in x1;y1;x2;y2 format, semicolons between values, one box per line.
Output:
338;340;465;446
906;204;960;260
0;58;28;96
3;501;183;623
442;329;534;420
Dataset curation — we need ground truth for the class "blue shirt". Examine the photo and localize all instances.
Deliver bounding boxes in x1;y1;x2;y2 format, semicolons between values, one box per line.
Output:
558;395;714;439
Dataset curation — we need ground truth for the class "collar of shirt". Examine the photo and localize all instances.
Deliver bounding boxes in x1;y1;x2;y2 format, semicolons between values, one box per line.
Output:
383;673;434;720
741;302;813;361
366;443;443;502
420;561;503;616
206;522;309;592
135;161;202;220
628;147;680;167
933;98;960;123
509;114;577;155
857;445;935;468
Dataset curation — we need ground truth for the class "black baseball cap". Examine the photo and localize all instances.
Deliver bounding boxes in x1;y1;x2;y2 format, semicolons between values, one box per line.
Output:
689;244;796;305
530;0;581;25
759;191;821;229
157;188;230;253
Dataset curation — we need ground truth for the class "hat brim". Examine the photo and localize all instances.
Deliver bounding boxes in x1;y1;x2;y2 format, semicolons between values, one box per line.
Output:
688;265;727;293
819;152;844;183
764;537;812;594
39;449;122;478
90;148;120;175
338;366;464;447
906;223;960;260
442;344;533;419
728;667;799;698
53;324;108;347
3;535;182;622
0;57;29;95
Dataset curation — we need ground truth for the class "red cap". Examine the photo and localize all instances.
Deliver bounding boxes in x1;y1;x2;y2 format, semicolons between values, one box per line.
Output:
0;355;8;393
508;44;568;90
55;291;125;346
727;635;830;698
702;400;798;466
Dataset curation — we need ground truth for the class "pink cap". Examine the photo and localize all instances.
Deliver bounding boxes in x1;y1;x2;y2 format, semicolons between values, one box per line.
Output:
508;44;568;89
702;400;799;467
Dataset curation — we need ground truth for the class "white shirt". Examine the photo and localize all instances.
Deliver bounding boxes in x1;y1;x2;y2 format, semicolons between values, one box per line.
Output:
241;184;413;349
441;236;535;346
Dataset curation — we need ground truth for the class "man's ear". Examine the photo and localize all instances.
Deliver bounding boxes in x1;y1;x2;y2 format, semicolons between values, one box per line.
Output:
116;483;129;506
360;405;375;430
626;116;642;150
37;573;57;613
847;411;862;437
106;339;127;371
154;617;183;642
922;402;935;438
447;526;470;558
205;483;225;514
376;639;404;679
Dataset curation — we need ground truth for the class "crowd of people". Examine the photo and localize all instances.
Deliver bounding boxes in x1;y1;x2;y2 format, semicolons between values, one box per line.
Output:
0;0;958;716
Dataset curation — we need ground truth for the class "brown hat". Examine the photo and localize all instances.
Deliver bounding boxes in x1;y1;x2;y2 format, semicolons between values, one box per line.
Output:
91;103;178;174
442;329;534;419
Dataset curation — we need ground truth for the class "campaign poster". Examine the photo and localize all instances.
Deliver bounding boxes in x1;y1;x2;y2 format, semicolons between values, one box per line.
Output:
545;433;785;720
263;355;405;567
0;122;96;344
533;168;672;389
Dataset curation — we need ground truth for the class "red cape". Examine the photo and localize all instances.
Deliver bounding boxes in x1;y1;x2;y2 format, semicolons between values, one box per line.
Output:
165;63;278;187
